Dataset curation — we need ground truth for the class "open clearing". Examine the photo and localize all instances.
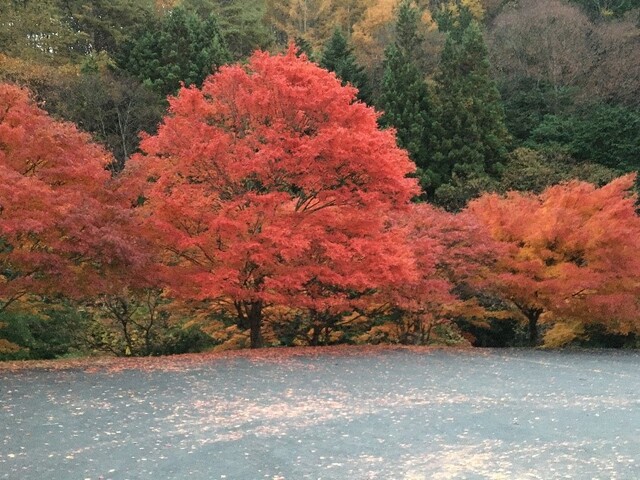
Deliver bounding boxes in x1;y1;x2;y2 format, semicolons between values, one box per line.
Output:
1;347;639;479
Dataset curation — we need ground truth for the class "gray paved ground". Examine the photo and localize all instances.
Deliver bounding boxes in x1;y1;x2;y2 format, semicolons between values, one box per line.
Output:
1;349;639;479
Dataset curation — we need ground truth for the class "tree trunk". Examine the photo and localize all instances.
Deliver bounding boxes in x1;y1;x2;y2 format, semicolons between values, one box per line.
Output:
310;326;321;346
526;309;542;347
248;301;263;349
309;310;321;346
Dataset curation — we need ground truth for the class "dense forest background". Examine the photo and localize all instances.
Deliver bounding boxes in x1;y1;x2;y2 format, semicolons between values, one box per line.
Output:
1;0;639;359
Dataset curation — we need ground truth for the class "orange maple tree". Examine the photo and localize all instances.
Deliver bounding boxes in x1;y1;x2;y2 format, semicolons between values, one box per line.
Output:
127;48;420;348
0;83;143;312
466;175;640;346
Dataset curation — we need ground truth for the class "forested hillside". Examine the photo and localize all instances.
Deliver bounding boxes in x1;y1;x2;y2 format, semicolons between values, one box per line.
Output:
1;0;639;358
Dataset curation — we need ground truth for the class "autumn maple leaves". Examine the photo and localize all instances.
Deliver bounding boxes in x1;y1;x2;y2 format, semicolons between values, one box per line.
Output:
127;49;420;348
467;178;640;346
0;85;147;313
2;49;640;349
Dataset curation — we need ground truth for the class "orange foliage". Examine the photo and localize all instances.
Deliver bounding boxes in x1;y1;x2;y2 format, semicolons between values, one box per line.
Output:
0;338;23;355
467;175;640;345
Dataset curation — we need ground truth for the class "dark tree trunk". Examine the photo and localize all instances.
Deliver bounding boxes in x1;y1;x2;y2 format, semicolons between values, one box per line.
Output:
308;309;322;346
526;308;542;347
310;326;321;346
514;301;543;347
247;301;263;349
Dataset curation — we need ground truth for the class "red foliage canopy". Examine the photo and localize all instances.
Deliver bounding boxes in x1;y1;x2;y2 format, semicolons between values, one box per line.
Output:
0;84;143;311
127;48;420;347
378;203;504;344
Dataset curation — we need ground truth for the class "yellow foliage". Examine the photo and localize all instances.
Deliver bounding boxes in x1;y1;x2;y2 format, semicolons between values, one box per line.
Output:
421;9;438;31
0;54;79;83
339;310;371;328
542;321;585;348
0;338;23;354
352;0;398;50
266;0;364;49
213;330;250;351
202;321;236;342
356;322;398;344
156;0;181;14
441;0;485;20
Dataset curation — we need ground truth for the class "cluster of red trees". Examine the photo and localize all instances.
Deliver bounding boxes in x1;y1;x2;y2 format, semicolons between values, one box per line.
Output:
2;49;639;350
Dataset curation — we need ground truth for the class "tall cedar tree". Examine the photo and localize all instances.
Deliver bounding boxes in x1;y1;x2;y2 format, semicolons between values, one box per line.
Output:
0;0;84;64
467;175;640;346
182;0;274;59
0;84;144;313
294;36;314;59
433;11;509;210
54;0;157;55
127;48;420;348
117;6;230;97
378;1;436;195
320;29;372;105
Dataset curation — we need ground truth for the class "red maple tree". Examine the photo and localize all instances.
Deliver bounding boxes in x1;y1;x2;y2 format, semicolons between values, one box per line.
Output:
373;204;503;345
127;48;420;348
466;175;640;346
0;84;143;312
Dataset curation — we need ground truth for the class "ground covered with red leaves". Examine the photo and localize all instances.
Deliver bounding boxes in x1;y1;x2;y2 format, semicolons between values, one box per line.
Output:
0;344;470;373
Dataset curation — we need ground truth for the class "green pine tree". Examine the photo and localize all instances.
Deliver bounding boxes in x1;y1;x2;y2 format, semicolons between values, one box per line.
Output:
377;1;436;194
292;36;315;60
395;0;424;61
182;0;274;59
432;14;510;210
117;7;230;97
320;29;371;105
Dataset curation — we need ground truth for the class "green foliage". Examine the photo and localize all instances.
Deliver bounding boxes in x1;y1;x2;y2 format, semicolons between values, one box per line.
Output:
0;0;158;62
395;0;425;60
320;29;371;104
528;104;640;172
52;69;164;171
499;148;621;194
294;36;315;59
182;0;274;59
147;326;216;356
569;0;638;18
0;0;86;64
500;78;576;143
433;168;498;211
576;325;639;349
455;317;525;348
117;6;231;97
432;15;510;209
55;0;157;56
378;1;436;194
433;0;476;35
0;305;88;361
83;293;216;357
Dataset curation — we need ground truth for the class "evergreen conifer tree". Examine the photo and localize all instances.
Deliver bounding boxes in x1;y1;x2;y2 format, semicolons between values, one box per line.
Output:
432;12;510;210
294;36;314;59
320;29;371;104
117;7;230;97
378;1;436;194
